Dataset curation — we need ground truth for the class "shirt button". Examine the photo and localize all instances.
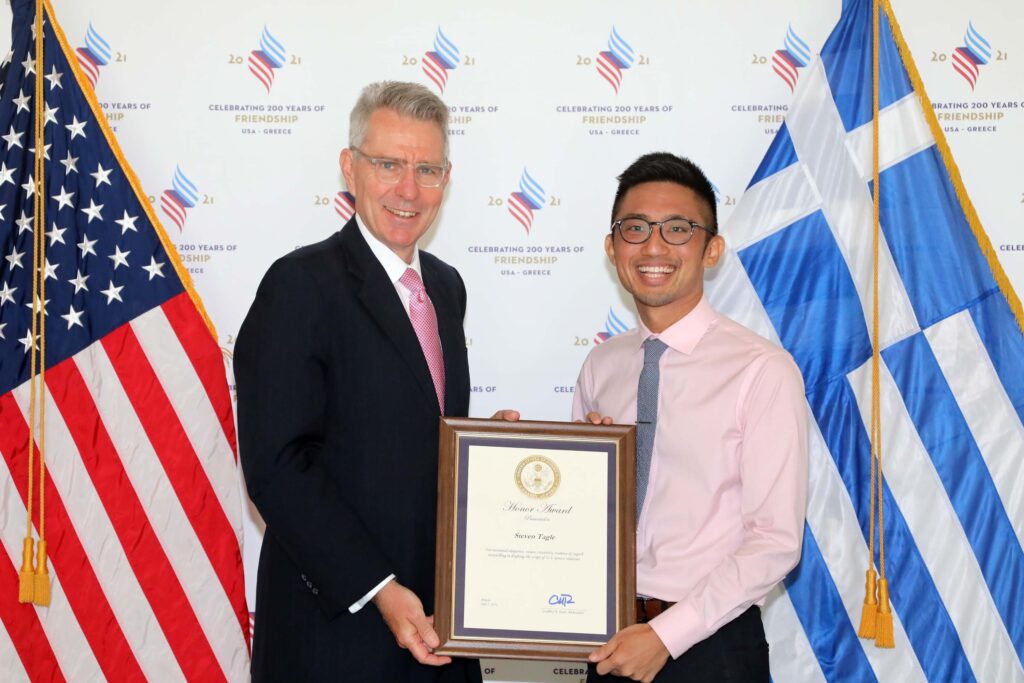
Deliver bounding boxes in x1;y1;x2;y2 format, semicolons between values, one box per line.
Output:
312;588;319;596
306;581;313;588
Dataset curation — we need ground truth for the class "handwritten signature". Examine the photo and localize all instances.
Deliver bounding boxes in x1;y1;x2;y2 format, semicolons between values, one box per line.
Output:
548;593;575;606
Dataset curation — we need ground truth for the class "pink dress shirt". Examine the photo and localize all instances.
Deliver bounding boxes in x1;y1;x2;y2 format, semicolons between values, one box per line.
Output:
572;296;808;658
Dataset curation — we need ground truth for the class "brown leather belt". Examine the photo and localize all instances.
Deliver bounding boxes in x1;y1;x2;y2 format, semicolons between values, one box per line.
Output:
635;597;675;623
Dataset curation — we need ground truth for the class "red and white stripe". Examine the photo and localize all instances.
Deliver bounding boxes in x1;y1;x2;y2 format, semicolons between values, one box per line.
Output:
160;191;188;231
596;53;623;94
952;48;979;90
75;48;99;89
334;192;355;221
248;51;275;94
507;194;534;234
0;292;249;681
772;50;800;93
422;53;449;94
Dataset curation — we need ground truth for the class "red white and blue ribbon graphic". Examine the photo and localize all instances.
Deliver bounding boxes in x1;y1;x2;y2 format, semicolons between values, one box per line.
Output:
248;25;286;94
507;168;546;234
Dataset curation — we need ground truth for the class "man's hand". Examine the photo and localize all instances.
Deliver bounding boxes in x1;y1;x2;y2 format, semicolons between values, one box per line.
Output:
491;409;521;421
579;411;614;425
589;624;670;682
372;581;451;666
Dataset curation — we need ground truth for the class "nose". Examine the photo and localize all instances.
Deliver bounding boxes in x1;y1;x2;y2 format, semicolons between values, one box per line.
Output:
394;167;420;200
641;228;671;256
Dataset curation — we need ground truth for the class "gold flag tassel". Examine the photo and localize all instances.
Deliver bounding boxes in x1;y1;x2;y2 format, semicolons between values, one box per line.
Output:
20;0;52;607
18;537;34;603
866;0;893;648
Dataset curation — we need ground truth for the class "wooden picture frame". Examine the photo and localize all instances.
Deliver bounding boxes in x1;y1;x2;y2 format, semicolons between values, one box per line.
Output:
434;417;636;661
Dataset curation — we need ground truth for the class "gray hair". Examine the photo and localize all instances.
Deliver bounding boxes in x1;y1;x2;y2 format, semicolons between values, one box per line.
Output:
348;81;449;158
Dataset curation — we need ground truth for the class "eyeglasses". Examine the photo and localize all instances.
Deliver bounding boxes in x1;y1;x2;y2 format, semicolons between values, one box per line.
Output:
351;147;449;188
610;217;714;246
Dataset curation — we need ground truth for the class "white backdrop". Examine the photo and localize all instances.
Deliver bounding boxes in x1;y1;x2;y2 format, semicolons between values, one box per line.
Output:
6;1;1021;680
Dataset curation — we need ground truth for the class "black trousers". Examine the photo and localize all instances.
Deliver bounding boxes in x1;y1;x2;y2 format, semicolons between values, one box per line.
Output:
587;606;768;683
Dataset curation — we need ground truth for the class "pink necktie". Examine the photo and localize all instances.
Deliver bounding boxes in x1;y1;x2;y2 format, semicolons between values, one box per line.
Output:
399;268;446;412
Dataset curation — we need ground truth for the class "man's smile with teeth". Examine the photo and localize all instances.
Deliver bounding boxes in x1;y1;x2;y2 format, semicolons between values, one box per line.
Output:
386;206;417;218
639;265;675;274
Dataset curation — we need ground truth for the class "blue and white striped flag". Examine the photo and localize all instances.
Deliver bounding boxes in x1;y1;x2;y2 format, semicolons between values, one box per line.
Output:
707;1;1024;681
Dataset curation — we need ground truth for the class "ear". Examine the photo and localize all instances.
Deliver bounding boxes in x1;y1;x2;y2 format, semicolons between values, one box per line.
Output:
702;234;725;268
604;233;617;266
340;148;354;190
442;161;453;188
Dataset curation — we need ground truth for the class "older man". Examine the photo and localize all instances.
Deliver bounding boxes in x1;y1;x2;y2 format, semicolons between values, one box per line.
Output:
236;81;483;682
576;153;808;682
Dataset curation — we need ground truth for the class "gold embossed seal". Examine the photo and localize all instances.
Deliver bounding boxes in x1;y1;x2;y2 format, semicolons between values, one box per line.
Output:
514;455;560;499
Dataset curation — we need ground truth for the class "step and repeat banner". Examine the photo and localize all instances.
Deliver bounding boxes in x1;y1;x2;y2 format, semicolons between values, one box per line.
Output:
7;1;1021;680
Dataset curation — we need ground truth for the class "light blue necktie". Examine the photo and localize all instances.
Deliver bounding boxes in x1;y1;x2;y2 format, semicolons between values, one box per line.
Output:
636;338;668;520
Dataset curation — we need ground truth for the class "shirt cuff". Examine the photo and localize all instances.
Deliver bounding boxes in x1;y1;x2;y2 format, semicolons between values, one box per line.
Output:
348;574;396;614
648;601;705;659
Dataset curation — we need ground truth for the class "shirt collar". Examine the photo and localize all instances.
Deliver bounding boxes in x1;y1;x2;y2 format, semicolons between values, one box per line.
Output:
355;213;422;285
636;296;717;355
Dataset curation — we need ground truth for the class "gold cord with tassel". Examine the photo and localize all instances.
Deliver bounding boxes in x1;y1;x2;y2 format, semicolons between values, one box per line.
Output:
857;0;894;648
20;0;51;607
32;0;50;607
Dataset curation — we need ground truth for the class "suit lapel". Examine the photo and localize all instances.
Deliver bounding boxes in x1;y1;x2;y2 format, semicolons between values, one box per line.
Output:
421;257;462;416
340;222;440;413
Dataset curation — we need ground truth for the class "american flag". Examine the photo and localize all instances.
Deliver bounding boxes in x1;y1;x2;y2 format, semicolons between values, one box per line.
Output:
708;0;1024;680
0;1;249;681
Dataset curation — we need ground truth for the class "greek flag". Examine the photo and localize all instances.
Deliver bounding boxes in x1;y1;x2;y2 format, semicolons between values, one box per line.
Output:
707;1;1024;680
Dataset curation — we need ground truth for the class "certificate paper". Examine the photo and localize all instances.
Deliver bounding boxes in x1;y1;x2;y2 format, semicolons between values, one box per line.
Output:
434;419;635;661
461;445;608;635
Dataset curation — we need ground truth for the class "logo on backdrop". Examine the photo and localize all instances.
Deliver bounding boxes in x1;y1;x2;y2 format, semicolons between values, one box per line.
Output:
422;27;459;94
335;191;355;222
248;25;287;93
76;22;112;88
595;308;630;344
596;27;635;94
221;334;237;401
772;24;811;92
931;23;1011;135
710;181;736;209
508;168;546;235
952;22;991;90
160;165;200;231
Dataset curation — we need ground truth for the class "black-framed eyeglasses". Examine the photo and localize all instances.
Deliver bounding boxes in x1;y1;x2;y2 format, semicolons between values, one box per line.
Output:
351;146;449;188
610;217;714;246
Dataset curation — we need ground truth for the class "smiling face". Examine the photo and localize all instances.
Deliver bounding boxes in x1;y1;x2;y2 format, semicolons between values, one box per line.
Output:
340;107;449;263
605;181;724;332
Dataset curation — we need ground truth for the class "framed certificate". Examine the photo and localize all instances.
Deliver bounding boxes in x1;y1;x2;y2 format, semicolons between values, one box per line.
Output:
434;417;636;661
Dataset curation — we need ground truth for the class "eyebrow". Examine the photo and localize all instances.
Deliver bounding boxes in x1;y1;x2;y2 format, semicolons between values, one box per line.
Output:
619;213;692;221
365;153;446;166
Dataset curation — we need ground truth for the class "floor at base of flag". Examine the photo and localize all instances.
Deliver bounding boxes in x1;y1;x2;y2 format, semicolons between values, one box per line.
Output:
590;605;768;683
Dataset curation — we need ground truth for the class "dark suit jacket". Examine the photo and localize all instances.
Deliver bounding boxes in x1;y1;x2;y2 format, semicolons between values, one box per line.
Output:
235;220;478;682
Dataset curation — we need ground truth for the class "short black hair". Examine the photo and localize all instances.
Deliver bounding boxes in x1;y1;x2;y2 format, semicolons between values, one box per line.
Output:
611;152;718;234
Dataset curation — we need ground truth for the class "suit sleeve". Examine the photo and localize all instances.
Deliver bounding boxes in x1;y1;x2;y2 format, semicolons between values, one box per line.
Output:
235;257;394;620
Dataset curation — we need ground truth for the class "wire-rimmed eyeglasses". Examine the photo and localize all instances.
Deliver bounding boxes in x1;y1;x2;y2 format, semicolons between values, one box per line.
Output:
351;146;449;188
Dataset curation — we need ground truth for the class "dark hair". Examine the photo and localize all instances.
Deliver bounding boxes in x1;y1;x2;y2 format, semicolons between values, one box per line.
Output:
611;152;718;234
